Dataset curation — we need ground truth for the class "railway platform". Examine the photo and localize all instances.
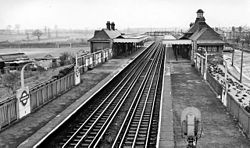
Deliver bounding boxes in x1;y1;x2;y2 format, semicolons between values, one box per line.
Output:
0;43;152;148
164;47;250;147
2;43;250;147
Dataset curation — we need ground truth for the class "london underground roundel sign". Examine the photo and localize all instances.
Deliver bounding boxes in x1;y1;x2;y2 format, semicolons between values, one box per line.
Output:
20;90;29;106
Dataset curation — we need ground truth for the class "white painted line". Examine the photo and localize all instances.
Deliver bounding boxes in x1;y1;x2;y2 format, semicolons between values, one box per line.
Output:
157;46;167;148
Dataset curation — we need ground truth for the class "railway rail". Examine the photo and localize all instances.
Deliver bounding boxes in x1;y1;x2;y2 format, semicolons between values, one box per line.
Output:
37;42;165;148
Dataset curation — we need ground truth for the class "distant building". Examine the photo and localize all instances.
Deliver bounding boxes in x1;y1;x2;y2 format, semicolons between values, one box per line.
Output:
88;22;149;56
181;9;224;54
34;54;58;70
223;27;250;41
0;53;31;72
88;21;121;53
163;9;225;61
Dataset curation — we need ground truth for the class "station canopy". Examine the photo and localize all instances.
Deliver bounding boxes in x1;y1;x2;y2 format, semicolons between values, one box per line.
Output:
162;39;192;45
113;34;149;43
162;34;191;45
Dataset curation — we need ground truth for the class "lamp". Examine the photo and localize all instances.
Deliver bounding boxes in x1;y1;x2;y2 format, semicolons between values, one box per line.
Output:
20;62;38;88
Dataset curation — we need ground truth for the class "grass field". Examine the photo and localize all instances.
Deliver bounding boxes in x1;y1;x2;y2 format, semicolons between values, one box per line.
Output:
0;46;90;58
0;32;93;42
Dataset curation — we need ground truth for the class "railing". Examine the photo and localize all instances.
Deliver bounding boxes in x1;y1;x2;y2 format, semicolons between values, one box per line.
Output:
0;96;17;129
77;48;112;74
227;94;250;136
30;72;75;110
205;65;250;138
0;48;113;130
206;72;223;98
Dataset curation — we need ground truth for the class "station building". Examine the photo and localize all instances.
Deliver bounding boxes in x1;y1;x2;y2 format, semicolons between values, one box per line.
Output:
163;9;224;61
88;21;149;56
88;21;121;53
0;53;31;73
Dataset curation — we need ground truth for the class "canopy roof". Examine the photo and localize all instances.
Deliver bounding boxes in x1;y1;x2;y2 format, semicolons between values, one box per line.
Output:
162;39;191;45
113;34;148;43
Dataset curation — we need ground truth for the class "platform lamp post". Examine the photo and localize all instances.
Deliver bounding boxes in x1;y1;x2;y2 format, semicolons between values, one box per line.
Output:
74;52;81;85
18;62;38;119
240;39;245;83
231;46;234;66
198;47;208;80
222;58;230;106
20;62;37;88
203;48;208;80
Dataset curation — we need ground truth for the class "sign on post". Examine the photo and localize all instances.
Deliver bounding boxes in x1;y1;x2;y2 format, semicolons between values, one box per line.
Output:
197;56;201;70
201;58;204;75
16;86;31;119
74;66;80;85
89;56;93;65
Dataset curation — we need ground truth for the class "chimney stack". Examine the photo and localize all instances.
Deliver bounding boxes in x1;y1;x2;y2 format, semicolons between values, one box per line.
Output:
111;22;115;30
106;21;111;30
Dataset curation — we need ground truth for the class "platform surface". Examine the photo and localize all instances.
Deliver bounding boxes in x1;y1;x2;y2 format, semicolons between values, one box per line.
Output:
171;62;250;147
159;47;250;148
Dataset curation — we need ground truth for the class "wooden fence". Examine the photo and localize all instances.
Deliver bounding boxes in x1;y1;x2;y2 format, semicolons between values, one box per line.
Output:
0;96;17;129
0;48;113;130
30;73;75;111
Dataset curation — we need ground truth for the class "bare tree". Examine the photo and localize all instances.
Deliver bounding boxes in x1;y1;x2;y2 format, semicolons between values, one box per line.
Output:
25;30;30;40
55;25;58;37
15;24;20;34
6;25;12;34
235;35;241;44
48;28;51;38
32;29;43;40
2;72;19;94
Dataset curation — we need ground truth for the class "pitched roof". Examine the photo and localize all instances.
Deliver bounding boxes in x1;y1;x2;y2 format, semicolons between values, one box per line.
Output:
88;29;121;42
197;9;204;13
189;28;207;40
187;21;209;34
190;27;223;42
179;22;207;39
104;29;121;39
182;14;224;44
0;53;29;62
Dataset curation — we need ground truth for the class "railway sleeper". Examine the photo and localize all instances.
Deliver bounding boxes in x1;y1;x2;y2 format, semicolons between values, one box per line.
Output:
92;128;99;132
76;135;84;139
63;137;70;141
125;137;134;142
138;131;147;136
130;124;139;128
140;126;148;131
89;119;96;123
84;125;91;129
136;140;146;145
142;118;150;121
128;130;137;134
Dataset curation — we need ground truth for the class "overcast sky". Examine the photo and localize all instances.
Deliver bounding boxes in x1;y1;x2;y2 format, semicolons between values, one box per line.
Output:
0;0;250;30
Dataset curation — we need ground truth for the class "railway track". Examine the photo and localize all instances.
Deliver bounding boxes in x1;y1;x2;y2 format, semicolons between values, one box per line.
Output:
37;42;165;148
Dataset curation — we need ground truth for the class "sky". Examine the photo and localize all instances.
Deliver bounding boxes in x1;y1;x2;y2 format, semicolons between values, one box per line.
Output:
0;0;250;30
